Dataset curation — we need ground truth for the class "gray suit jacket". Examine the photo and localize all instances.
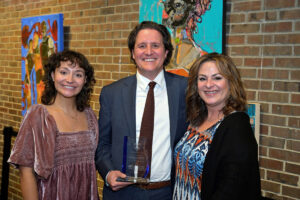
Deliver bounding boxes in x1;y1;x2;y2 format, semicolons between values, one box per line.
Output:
95;71;188;195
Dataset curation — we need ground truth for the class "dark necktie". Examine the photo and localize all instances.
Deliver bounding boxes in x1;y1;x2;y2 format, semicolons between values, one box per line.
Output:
137;81;156;178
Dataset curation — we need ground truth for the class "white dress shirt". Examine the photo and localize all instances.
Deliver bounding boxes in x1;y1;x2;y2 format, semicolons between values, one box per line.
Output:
136;70;171;182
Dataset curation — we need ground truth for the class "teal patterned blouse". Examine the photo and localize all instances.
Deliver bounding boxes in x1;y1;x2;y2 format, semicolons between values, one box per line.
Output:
173;120;222;200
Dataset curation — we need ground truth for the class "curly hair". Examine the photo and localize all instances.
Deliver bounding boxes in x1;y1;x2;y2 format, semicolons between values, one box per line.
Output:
186;52;247;127
41;50;96;111
128;21;174;67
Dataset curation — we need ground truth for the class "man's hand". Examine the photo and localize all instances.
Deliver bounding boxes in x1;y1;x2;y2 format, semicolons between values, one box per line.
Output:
106;170;133;191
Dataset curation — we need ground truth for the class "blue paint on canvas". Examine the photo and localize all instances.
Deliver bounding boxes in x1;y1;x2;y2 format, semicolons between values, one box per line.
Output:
21;13;64;115
139;0;223;53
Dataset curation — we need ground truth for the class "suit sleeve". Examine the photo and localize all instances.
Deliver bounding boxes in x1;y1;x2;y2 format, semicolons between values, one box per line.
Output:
95;86;115;179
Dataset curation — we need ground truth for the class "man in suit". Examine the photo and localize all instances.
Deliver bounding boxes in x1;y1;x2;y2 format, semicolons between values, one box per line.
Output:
95;21;188;200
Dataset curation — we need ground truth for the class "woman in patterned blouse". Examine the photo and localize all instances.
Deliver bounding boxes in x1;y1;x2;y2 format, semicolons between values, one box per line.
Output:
173;53;261;200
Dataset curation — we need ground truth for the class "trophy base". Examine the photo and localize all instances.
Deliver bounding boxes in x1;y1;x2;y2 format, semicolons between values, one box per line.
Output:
116;176;150;184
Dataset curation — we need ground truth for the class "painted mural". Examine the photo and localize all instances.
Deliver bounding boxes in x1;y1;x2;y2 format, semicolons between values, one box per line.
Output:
21;13;64;115
139;0;223;76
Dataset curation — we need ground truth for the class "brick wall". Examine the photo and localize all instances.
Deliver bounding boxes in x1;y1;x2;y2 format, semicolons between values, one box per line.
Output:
0;0;299;199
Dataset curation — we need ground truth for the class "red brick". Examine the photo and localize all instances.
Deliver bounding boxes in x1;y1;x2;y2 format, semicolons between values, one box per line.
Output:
271;126;300;140
231;24;260;33
100;7;115;15
228;13;245;23
246;90;256;101
269;148;300;163
112;72;131;80
295;46;300;55
103;64;120;72
260;124;269;134
227;35;245;44
95;71;111;79
107;14;124;23
282;185;300;199
99;24;113;31
120;64;136;73
97;40;113;47
233;1;261;11
97;56;113;64
272;104;300;116
244;58;273;67
260;136;285;148
90;48;105;55
263;46;292;56
288;117;300;129
261;180;281;193
105;31;122;39
84;40;97;47
274;81;300;92
266;11;277;21
123;13;139;21
91;0;106;8
276;58;300;68
231;46;260;56
275;34;300;44
261;114;286;126
258;92;289;103
265;0;295;9
286;162;300;174
239;68;256;78
280;9;300;20
258;69;288;79
291;94;300;104
112;22;130;30
248;12;265;22
286;140;300;152
91;32;105;40
296;21;300;31
77;33;91;40
267;171;298;186
244;80;272;90
263;22;293;32
113;56;131;64
115;4;138;13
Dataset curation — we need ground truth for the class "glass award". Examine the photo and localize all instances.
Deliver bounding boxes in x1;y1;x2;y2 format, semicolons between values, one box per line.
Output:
116;136;150;184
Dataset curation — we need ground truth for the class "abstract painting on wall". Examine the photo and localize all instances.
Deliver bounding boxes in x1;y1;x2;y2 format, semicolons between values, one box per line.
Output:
247;103;260;145
139;0;223;76
21;13;64;115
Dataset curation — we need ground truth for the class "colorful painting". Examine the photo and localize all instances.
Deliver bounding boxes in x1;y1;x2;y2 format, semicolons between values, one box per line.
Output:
139;0;223;76
21;13;64;115
247;103;260;145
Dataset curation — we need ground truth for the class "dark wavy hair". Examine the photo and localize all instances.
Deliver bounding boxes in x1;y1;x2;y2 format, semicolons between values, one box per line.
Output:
186;52;247;127
41;50;96;111
128;21;174;67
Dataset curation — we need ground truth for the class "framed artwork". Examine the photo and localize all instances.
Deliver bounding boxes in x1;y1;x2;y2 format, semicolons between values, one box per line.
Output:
139;0;224;76
21;13;64;115
247;103;260;145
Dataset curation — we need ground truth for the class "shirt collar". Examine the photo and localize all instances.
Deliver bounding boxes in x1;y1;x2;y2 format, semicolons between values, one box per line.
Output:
136;70;165;91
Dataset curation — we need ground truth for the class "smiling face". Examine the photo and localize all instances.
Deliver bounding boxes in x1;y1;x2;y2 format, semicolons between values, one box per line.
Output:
132;29;168;80
197;61;230;111
51;61;86;100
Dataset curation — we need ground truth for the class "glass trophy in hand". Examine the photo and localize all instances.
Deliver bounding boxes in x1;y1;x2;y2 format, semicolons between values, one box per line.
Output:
116;136;150;184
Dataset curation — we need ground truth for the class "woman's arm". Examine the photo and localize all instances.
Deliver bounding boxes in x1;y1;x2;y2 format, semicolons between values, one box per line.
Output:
19;166;38;200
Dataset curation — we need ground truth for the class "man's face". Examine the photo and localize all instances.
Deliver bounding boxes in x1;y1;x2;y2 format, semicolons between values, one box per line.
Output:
132;29;168;80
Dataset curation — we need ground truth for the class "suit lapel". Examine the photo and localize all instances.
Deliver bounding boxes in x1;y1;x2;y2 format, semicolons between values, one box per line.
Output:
165;71;179;147
121;76;137;138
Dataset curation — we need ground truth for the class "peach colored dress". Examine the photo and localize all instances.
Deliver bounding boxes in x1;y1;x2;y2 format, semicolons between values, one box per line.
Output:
8;104;99;200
